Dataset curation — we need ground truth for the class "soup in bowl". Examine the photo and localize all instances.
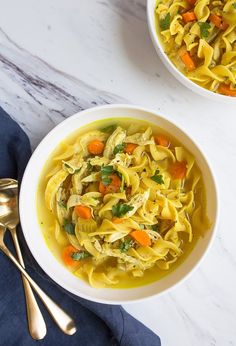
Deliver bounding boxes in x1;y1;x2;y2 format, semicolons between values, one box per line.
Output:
147;0;236;101
20;105;218;303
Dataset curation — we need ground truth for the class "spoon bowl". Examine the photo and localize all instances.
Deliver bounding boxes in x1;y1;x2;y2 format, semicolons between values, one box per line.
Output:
0;178;18;224
0;178;76;336
0;178;47;340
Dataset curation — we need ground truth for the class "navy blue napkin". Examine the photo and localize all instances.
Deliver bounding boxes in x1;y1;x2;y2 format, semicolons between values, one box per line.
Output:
0;107;161;346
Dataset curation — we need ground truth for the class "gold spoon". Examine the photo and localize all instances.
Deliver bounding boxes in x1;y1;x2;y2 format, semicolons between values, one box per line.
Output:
0;179;76;336
0;178;46;340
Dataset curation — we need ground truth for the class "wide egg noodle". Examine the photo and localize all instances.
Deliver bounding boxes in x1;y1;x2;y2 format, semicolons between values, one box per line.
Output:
43;123;209;288
155;0;236;94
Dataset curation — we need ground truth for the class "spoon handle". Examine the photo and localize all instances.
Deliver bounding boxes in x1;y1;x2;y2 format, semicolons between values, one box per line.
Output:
1;243;77;336
10;227;47;340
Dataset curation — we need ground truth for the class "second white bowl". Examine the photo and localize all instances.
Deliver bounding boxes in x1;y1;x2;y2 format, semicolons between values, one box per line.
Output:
147;0;236;104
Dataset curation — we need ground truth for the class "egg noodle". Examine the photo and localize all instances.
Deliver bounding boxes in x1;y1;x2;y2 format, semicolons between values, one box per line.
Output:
40;121;209;288
155;0;236;96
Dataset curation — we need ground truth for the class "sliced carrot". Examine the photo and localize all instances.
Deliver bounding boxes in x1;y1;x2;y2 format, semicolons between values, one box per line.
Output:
74;205;92;219
112;217;124;224
154;135;170;147
98;181;107;194
180;50;196;71
218;83;236;97
130;230;151;247
182;12;197;23
169;161;187;179
88;140;105;155
209;14;228;30
99;174;121;194
62;245;78;267
124;143;138;154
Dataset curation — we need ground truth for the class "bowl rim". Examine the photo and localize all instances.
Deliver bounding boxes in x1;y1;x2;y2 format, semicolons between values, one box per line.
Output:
19;104;220;304
146;0;236;104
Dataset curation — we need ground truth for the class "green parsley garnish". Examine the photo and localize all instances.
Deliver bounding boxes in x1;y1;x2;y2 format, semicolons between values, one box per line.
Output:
119;238;134;253
64;220;75;235
198;22;211;38
160;13;171;31
101;165;113;186
113;143;125;155
87;162;93;172
74;167;82;174
71;251;91;260
112;203;134;217
151;170;164;184
58;201;67;209
101;124;117;133
64;163;71;170
151;224;160;232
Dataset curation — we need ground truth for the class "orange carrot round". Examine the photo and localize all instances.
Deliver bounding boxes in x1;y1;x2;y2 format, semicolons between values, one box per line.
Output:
182;11;197;23
180;50;196;71
112;217;124;224
169;161;187;179
99;174;121;194
98;181;107;194
124;143;138;154
88;140;105;155
130;230;151;247
62;245;78;267
154;135;170;147
218;83;236;97
209;14;228;30
75;205;92;219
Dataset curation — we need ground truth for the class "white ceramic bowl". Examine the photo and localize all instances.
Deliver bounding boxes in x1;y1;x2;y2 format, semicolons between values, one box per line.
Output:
20;104;218;304
147;0;236;104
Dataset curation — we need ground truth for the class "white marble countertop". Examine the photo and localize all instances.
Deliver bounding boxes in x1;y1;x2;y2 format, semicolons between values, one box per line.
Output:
0;0;235;345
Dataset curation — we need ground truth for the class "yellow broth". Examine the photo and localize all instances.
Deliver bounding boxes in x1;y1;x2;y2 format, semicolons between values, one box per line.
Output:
37;118;209;289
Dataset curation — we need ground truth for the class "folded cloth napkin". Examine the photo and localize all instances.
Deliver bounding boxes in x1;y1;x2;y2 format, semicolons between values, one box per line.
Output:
0;107;161;346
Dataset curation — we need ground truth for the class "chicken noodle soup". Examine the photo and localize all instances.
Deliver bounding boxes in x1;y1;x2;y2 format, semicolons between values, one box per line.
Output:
155;0;236;96
37;119;210;288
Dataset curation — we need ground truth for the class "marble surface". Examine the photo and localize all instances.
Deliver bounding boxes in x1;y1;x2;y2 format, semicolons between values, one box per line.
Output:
0;0;235;345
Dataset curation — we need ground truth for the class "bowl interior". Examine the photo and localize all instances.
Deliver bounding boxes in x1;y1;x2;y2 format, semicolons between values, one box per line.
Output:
20;105;218;304
146;0;235;104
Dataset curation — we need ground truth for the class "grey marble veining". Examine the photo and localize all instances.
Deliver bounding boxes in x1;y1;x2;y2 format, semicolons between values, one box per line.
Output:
0;1;236;345
0;26;125;148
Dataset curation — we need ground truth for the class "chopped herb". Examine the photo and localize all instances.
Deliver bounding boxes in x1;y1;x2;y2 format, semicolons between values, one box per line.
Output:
160;13;171;31
64;220;75;235
74;167;82;174
151;170;164;184
119;238;134;253
151;224;160;232
101;165;114;186
102;177;112;185
58;201;67;209
112;203;134;217
233;2;236;8
198;22;211;38
113;143;125;155
101;165;113;175
71;251;91;260
87;162;93;172
101;124;117;133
